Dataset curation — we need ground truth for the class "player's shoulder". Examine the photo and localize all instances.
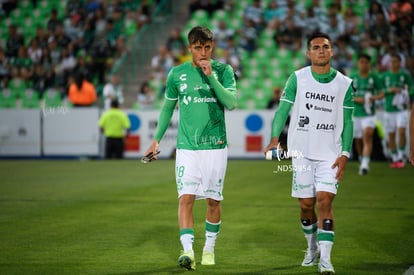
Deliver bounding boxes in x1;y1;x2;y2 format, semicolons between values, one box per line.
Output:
211;59;232;72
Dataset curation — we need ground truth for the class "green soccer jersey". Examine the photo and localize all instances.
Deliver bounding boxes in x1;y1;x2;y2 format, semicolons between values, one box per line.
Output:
350;72;383;117
165;60;237;150
381;70;413;112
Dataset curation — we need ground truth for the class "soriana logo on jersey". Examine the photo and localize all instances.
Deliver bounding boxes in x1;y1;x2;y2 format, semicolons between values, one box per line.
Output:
183;95;217;105
245;113;264;152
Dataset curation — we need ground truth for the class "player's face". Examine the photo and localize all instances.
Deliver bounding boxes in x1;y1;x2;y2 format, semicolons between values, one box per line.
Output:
307;37;333;67
357;57;370;73
188;41;214;67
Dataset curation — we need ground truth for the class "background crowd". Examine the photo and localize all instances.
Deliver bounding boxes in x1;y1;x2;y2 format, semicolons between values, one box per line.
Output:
0;0;413;110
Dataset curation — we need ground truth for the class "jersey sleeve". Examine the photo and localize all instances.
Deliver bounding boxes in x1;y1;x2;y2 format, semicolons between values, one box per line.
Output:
207;64;237;110
164;67;178;100
280;73;297;104
341;84;355;157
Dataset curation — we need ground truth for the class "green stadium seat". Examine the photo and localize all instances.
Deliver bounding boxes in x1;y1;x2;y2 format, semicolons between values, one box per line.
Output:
42;89;62;108
0;89;17;108
21;89;40;108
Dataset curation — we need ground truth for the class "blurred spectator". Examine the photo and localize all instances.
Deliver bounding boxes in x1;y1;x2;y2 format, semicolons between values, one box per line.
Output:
243;0;265;32
136;0;153;28
166;27;187;58
366;12;391;50
66;0;83;15
216;48;241;80
320;13;345;43
364;1;389;28
27;39;43;64
0;47;10;80
137;81;155;110
332;35;355;74
68;72;97;107
343;7;361;37
212;20;235;52
33;26;49;49
32;63;53;97
150;45;173;81
55;46;77;86
1;0;17;16
73;52;93;82
64;13;84;42
103;74;124;110
189;0;224;17
303;6;320;37
11;46;33;74
389;0;412;26
274;18;302;51
264;0;285;30
52;24;72;49
238;18;258;55
5;25;24;59
47;8;62;33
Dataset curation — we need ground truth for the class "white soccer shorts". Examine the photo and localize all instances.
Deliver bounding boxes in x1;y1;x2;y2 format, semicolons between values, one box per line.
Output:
384;111;408;134
291;157;338;198
353;116;377;138
175;148;227;201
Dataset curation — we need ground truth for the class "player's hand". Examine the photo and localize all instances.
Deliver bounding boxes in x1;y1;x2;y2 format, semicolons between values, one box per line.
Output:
331;155;348;182
198;59;212;76
264;137;280;155
144;140;160;161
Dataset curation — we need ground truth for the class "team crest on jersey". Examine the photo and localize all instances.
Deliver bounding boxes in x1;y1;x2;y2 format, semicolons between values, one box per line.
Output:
179;74;187;81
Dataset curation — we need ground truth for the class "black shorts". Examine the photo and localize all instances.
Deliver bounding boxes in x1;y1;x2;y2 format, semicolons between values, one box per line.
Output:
105;137;124;159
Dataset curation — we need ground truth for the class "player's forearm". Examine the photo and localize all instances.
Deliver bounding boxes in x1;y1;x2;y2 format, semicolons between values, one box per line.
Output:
271;101;291;138
207;75;237;110
341;108;354;157
154;99;176;142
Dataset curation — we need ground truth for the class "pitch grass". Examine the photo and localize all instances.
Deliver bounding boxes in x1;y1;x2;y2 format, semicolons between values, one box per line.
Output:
0;159;413;275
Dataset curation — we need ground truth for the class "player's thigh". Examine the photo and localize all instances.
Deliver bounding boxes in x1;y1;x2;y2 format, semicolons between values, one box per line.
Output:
385;112;397;134
361;116;376;130
314;160;338;195
291;158;315;198
396;111;408;128
199;148;227;201
353;117;363;138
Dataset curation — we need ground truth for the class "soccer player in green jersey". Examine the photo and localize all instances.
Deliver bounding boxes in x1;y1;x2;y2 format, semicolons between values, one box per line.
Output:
265;32;354;275
381;53;413;168
351;53;384;175
144;26;237;270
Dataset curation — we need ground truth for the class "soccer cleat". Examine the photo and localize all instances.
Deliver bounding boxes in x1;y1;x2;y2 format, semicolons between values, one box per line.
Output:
301;247;320;266
390;162;399;168
201;251;215;265
358;166;368;175
318;259;335;274
178;251;196;270
396;160;405;168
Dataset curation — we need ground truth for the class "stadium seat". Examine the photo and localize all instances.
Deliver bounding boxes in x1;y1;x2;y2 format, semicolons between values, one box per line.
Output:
21;89;40;108
42;89;62;108
0;89;17;108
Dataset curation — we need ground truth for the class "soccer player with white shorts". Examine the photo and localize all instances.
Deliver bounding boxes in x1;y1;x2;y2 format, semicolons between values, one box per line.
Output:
144;26;237;270
265;32;354;275
381;53;413;168
351;53;384;175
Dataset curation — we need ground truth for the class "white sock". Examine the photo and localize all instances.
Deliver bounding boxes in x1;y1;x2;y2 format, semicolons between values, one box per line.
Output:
203;220;221;253
361;156;370;168
319;241;333;262
180;233;194;252
302;222;318;251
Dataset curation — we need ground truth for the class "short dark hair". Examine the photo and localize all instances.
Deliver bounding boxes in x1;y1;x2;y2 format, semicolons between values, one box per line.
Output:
307;32;332;49
187;26;213;45
358;53;371;61
111;99;119;108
